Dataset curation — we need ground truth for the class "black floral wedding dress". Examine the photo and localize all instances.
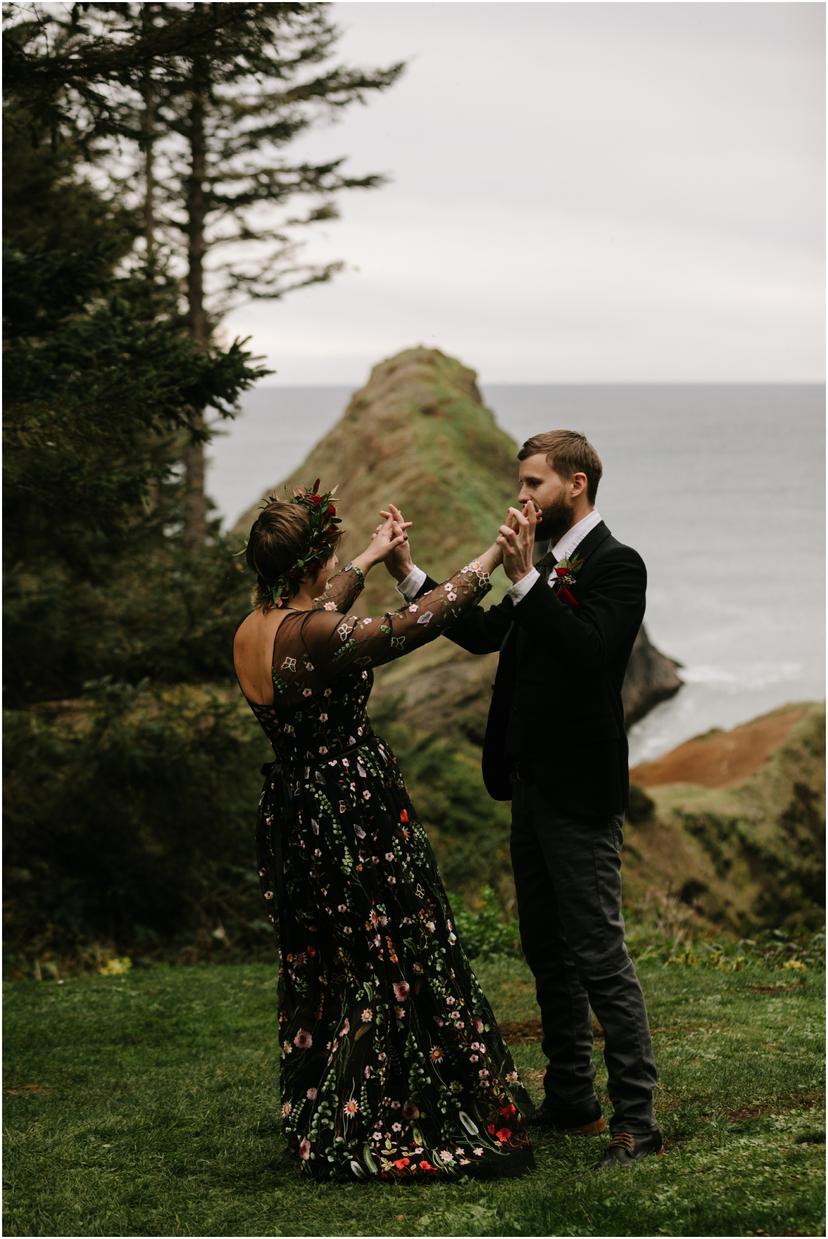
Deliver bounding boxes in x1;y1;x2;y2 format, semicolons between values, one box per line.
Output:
238;561;535;1182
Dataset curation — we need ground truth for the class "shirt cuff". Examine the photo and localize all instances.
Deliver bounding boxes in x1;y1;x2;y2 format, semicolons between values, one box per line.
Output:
507;567;540;604
395;565;427;601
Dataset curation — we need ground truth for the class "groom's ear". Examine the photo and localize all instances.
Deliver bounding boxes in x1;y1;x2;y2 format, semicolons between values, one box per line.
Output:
570;471;588;498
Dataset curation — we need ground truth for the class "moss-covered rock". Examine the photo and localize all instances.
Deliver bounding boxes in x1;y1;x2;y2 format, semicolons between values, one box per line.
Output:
235;345;682;724
628;702;825;933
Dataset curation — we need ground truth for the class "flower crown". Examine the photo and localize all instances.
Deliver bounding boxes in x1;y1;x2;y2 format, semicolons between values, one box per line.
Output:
264;478;341;608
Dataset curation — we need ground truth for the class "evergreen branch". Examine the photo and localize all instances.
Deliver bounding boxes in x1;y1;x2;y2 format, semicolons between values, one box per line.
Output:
3;3;277;90
210;263;342;317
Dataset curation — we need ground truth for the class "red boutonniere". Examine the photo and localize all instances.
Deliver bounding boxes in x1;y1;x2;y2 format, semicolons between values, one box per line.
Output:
552;553;583;608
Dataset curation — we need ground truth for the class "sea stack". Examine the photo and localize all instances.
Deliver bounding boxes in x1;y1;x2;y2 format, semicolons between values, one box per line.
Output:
236;346;683;725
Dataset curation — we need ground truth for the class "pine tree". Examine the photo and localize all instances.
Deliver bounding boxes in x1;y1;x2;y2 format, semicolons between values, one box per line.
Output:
5;2;406;542
2;96;267;703
164;3;405;542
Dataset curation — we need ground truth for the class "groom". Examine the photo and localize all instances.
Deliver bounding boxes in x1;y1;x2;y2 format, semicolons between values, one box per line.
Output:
386;429;662;1168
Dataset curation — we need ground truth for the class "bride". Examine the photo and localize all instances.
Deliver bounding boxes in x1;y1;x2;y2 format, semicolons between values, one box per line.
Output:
232;481;534;1182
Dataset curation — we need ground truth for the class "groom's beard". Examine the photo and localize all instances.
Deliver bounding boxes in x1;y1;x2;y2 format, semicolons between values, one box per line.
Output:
535;496;576;544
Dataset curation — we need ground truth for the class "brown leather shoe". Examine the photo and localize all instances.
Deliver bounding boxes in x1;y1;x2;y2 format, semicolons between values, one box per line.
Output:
595;1128;664;1168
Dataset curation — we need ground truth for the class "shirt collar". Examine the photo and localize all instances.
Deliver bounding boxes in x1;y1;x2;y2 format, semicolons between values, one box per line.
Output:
535;509;603;565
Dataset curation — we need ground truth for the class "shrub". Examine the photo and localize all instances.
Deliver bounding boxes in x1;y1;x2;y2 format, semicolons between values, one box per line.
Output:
3;683;273;967
626;783;656;824
448;886;520;961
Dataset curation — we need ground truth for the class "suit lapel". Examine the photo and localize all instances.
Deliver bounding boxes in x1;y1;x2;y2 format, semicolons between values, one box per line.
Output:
564;520;611;572
550;521;611;592
500;522;611;645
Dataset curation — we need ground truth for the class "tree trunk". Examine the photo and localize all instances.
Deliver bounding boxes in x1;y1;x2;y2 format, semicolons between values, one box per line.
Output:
182;39;210;546
140;3;163;518
140;4;158;272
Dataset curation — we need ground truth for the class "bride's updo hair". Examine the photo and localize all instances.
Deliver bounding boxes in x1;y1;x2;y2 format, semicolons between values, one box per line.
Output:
245;498;343;611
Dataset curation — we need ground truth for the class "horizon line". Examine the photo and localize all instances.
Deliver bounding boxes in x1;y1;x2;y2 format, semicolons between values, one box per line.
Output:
248;378;826;389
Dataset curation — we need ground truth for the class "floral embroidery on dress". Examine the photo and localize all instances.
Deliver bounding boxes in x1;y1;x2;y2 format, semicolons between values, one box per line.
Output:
240;562;534;1181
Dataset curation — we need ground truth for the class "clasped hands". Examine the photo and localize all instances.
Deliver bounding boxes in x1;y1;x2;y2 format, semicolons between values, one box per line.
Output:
372;500;540;586
364;508;412;567
496;501;542;583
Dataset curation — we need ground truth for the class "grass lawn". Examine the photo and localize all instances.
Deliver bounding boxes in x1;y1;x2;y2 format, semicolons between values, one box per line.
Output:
4;958;824;1237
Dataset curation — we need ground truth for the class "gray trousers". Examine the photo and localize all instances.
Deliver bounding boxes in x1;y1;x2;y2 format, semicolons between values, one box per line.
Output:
509;772;658;1133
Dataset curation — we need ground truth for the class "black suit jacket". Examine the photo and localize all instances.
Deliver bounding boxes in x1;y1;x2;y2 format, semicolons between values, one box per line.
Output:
420;522;646;818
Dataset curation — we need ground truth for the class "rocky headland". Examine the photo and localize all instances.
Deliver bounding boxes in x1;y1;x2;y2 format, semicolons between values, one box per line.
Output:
235;345;683;723
627;702;825;932
233;347;825;933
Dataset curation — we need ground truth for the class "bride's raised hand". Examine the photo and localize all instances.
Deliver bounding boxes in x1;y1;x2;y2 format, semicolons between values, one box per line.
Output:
362;511;411;567
378;502;414;582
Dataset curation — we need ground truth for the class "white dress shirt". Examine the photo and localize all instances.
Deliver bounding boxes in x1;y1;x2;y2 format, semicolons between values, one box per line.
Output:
395;508;603;605
506;507;603;604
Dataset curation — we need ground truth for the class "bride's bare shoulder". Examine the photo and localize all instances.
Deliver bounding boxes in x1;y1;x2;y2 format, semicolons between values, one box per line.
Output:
233;609;259;650
233;608;284;655
234;605;328;662
233;609;297;701
236;602;287;628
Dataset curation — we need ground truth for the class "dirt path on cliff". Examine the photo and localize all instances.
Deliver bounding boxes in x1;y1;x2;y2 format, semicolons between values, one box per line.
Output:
631;704;809;789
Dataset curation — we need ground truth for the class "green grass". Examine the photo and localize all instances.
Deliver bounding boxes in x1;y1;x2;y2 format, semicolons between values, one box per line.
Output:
4;959;824;1236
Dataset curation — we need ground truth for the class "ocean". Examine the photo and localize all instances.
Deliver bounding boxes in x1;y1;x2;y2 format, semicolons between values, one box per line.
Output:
206;383;825;764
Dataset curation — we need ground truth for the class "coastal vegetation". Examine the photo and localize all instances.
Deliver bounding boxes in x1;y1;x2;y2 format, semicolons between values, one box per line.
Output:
10;0;814;978
4;957;824;1236
3;340;824;969
629;703;825;934
4;2;403;541
3;8;824;1236
3;3;402;965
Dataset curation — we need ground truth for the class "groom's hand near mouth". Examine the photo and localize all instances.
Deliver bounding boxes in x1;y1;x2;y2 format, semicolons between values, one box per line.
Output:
498;502;541;584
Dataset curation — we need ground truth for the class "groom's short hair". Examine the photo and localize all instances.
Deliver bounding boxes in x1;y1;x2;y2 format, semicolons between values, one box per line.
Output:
518;430;603;503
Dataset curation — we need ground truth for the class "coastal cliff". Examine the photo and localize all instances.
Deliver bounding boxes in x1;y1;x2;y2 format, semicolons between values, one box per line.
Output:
626;701;825;932
235;346;683;723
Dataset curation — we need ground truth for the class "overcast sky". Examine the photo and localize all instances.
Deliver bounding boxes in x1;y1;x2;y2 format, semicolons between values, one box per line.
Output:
224;2;825;385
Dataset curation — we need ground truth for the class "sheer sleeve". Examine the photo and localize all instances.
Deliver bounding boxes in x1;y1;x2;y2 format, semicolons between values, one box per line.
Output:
272;562;492;698
416;573;514;654
310;562;365;615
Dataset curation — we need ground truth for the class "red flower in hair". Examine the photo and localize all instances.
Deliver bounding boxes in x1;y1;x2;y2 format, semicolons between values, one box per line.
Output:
261;478;339;607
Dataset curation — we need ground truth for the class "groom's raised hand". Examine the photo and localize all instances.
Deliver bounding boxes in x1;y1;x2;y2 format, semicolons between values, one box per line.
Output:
497;502;539;583
378;502;415;582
